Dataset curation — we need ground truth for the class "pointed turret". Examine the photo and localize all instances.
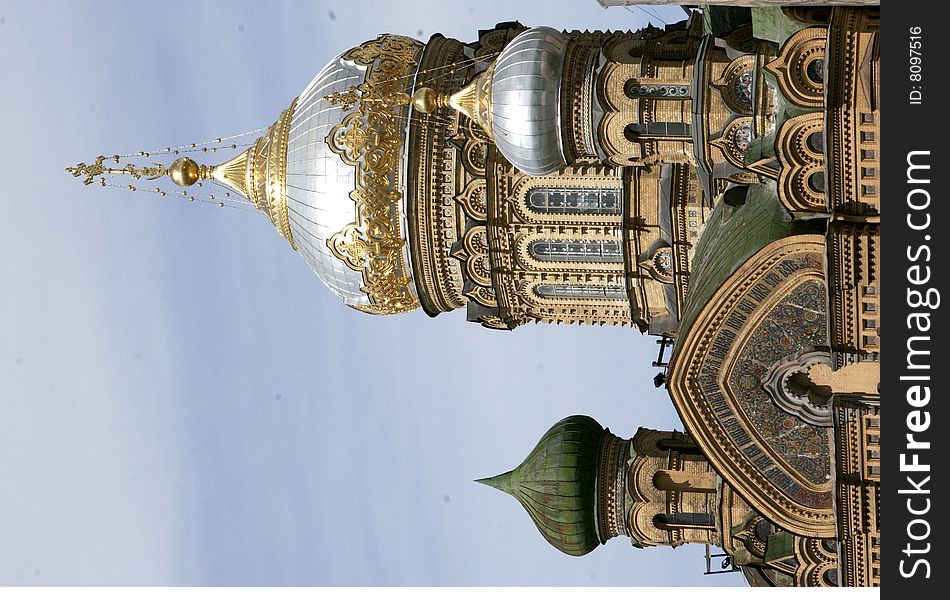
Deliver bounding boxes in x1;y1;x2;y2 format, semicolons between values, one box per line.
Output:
475;470;514;494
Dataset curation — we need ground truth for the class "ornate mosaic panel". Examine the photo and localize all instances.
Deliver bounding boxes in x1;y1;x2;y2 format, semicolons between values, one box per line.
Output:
669;236;836;537
725;279;831;496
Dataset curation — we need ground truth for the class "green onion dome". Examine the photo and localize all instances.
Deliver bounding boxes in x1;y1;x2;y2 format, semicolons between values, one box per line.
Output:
477;415;607;556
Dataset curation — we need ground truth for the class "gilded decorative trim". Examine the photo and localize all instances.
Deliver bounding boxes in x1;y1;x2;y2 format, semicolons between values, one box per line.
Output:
325;35;423;315
262;99;298;248
211;98;299;250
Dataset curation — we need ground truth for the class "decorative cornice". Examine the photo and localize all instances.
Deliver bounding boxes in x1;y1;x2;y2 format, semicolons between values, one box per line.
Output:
595;429;627;543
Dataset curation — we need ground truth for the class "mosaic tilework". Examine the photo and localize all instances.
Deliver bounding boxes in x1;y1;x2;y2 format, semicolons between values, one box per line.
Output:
699;274;831;507
734;280;830;479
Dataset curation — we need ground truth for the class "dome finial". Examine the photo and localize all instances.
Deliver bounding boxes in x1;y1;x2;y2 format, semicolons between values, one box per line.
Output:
410;87;447;114
410;67;495;140
167;157;209;187
475;470;516;495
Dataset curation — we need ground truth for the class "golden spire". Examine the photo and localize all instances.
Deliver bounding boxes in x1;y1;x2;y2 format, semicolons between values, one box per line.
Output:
65;97;300;250
409;64;495;138
66;154;220;191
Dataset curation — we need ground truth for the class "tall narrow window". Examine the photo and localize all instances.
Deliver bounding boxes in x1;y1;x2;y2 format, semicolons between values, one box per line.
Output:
625;122;691;141
657;437;701;454
535;284;627;300
527;188;621;215
529;240;623;263
653;513;715;529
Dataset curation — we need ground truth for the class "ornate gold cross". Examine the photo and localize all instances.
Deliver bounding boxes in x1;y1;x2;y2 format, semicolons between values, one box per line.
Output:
66;155;166;185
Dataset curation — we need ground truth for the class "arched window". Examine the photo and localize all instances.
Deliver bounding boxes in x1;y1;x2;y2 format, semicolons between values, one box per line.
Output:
535;284;627;300
529;240;623;263
625;122;691;141
656;437;701;453
806;58;824;85
527;188;621;215
733;71;754;106
653;512;715;530
806;131;824;153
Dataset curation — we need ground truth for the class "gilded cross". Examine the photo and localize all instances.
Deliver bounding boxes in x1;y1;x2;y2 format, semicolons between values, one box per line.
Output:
66;155;166;185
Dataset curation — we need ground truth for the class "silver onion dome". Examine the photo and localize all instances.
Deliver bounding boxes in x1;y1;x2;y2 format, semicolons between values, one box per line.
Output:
280;37;423;313
490;27;569;176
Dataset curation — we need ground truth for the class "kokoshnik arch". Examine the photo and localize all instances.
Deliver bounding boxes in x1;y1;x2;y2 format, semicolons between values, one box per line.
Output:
67;2;882;587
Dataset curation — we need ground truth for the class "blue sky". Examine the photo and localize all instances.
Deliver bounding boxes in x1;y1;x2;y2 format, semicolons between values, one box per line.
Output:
0;0;743;586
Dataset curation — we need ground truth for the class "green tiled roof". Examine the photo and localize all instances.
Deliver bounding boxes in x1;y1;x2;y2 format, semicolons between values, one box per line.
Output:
678;181;794;336
764;531;796;564
477;415;605;556
703;6;753;37
751;7;811;45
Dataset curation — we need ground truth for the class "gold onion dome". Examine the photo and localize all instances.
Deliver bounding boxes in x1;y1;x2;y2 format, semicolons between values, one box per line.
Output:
477;415;607;556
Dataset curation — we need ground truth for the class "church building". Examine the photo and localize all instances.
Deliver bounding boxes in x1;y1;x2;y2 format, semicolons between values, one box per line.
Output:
68;1;881;587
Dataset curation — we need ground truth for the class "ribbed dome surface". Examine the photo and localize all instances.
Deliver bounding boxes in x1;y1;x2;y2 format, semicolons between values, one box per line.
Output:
284;54;373;306
490;27;569;176
478;415;605;556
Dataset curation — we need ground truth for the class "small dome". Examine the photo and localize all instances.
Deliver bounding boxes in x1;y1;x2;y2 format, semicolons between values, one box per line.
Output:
490;27;569;176
477;415;606;556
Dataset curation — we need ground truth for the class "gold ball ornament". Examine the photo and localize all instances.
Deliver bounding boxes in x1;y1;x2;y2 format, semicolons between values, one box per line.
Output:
167;157;201;187
411;87;440;114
